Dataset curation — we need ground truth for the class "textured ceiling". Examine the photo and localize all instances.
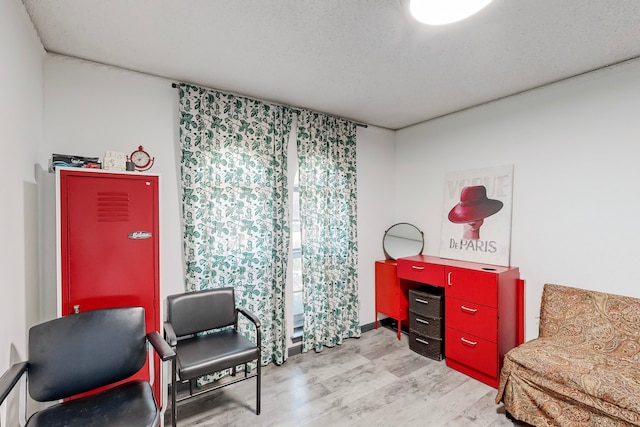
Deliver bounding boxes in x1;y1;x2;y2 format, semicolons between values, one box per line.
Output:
23;0;640;129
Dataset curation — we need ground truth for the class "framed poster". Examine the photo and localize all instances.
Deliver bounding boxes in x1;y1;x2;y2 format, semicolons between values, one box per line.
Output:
439;165;513;266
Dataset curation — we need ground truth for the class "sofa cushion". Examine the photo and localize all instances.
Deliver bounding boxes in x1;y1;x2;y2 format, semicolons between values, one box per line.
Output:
539;284;640;359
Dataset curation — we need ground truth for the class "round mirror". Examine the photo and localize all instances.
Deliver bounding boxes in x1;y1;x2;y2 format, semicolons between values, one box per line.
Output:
383;223;424;260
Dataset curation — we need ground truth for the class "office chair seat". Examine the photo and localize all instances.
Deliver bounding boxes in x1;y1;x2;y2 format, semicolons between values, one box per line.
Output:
27;380;159;427
177;330;260;379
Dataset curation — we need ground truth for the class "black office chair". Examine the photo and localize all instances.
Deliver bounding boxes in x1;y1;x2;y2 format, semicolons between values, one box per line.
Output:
164;287;262;426
0;307;176;427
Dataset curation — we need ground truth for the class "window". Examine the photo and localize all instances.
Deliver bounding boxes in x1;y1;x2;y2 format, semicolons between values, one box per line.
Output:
291;170;303;338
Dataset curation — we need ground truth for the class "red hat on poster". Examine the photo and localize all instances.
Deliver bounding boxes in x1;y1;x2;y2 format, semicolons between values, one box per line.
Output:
448;185;503;223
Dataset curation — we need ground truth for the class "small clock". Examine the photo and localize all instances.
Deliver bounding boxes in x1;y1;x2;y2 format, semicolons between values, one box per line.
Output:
129;145;155;171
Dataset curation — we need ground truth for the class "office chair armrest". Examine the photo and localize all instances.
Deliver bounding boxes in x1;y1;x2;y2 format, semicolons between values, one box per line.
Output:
163;322;178;347
0;362;27;405
147;331;176;362
148;330;177;427
237;308;261;329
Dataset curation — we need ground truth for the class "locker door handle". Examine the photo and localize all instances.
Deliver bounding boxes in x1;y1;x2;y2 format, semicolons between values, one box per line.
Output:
73;305;80;314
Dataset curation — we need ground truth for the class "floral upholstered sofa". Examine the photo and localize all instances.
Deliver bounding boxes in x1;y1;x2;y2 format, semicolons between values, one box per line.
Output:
496;283;640;426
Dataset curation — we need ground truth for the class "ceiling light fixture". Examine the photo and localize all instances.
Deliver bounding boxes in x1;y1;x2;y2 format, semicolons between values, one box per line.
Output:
409;0;493;25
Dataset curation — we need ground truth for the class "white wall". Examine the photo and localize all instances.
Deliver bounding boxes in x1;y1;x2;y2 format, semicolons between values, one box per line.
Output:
395;58;640;340
0;0;44;423
42;55;395;346
42;55;185;324
357;125;396;325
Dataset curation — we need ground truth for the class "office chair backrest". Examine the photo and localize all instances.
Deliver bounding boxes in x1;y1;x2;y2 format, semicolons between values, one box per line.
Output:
167;287;236;337
28;307;147;402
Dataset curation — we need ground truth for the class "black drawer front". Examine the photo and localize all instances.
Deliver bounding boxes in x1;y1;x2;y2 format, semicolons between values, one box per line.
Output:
409;311;443;338
409;288;443;318
409;330;443;361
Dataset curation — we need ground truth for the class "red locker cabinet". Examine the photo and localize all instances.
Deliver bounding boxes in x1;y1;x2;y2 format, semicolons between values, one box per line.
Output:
58;168;160;402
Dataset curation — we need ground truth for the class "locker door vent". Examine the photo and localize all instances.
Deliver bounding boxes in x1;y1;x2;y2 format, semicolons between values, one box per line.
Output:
97;191;129;222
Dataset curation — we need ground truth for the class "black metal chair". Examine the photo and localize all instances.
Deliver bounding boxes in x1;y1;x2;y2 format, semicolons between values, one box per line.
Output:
0;307;176;427
164;287;261;426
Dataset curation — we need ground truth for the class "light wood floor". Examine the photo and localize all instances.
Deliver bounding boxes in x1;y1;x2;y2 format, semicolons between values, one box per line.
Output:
166;327;527;426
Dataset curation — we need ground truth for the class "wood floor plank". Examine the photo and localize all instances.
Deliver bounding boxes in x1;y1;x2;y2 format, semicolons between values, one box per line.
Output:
166;327;526;426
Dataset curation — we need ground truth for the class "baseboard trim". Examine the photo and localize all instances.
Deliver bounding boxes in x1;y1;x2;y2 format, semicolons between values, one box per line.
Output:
287;320;390;356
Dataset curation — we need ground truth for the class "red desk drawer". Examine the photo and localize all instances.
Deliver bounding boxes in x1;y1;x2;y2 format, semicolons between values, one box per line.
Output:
446;297;497;343
446;267;497;308
397;259;444;286
446;328;497;378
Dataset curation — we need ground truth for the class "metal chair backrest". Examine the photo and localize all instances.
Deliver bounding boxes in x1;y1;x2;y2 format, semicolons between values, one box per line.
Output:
166;287;236;337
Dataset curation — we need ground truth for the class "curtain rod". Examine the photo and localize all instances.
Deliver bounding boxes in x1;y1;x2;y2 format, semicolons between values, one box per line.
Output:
171;82;368;128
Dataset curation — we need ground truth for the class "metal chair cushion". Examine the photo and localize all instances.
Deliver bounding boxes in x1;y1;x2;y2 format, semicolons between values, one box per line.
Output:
176;330;260;380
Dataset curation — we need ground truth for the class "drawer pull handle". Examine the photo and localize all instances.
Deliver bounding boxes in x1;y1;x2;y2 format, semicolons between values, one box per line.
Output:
447;271;452;286
411;265;425;271
415;298;430;305
461;305;478;314
416;337;429;345
461;337;477;347
416;318;430;325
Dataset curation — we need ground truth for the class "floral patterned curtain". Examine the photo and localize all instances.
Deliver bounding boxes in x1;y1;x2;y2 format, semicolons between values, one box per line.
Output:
296;111;361;352
177;84;292;369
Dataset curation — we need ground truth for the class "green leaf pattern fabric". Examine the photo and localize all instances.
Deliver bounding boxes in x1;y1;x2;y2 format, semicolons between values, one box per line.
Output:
297;111;361;352
177;84;292;376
